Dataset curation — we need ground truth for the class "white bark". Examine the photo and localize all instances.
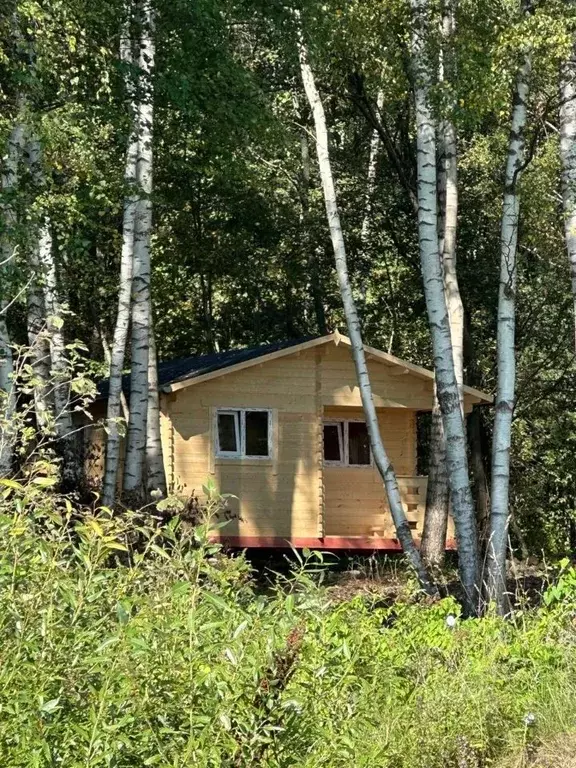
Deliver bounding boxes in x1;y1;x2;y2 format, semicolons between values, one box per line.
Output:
0;122;25;476
410;0;478;611
102;12;139;506
123;0;159;497
358;89;384;313
487;53;531;613
422;1;462;565
24;138;53;431
421;384;449;565
560;33;576;351
360;89;384;248
26;133;79;485
145;314;166;496
38;221;79;486
298;27;435;594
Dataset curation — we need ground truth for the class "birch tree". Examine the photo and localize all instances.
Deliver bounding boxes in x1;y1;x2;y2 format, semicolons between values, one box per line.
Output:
357;89;385;317
25;132;80;485
24;139;53;433
487;51;531;613
102;11;139;506
297;23;435;594
123;0;165;498
560;14;576;351
421;0;463;567
146;314;166;496
0;122;25;476
410;0;478;611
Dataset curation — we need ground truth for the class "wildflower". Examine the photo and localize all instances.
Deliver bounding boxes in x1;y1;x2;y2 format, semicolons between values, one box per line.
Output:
523;713;536;727
445;614;457;629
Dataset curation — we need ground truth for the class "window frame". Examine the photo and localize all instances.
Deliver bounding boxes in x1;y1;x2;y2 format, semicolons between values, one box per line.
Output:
322;418;373;468
322;421;344;466
215;409;241;457
215;408;273;460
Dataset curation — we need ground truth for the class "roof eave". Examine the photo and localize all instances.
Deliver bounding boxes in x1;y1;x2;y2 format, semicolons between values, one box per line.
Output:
162;333;338;393
160;331;493;405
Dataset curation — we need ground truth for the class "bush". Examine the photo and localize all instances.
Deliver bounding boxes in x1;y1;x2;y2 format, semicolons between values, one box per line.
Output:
0;487;575;767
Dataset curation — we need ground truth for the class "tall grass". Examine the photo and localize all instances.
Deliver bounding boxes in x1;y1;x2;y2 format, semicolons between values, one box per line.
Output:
0;493;575;766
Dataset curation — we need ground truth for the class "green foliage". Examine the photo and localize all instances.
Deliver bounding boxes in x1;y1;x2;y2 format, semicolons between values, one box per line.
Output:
0;491;575;766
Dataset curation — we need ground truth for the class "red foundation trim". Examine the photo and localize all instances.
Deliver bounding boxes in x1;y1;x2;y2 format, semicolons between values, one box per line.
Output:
210;535;457;551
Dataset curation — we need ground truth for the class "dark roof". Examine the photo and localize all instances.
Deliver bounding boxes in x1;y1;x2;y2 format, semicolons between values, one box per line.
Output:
97;336;318;398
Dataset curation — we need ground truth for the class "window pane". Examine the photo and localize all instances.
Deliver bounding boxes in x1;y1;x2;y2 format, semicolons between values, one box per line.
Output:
218;413;238;453
348;422;370;465
245;411;269;457
323;424;342;462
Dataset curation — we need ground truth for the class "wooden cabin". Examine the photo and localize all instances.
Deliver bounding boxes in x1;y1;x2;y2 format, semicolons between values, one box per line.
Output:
90;332;492;550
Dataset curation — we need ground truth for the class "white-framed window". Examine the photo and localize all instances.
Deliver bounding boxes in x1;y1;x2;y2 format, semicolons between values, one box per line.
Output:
323;419;372;466
215;408;272;459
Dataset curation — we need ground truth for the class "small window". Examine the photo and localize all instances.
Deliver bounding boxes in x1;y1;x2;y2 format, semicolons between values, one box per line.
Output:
217;411;240;455
323;419;372;467
348;421;370;465
245;411;269;457
323;423;343;463
216;409;271;459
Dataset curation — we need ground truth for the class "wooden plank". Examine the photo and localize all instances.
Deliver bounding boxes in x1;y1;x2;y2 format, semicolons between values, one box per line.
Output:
209;534;458;551
166;335;335;392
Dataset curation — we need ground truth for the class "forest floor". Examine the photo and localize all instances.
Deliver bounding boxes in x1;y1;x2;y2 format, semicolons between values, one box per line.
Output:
246;548;550;608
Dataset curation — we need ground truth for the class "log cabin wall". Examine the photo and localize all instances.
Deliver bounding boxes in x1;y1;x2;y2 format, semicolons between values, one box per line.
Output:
84;338;470;545
166;343;432;542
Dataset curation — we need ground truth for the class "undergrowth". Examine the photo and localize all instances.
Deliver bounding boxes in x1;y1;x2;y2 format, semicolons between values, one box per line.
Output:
1;482;576;767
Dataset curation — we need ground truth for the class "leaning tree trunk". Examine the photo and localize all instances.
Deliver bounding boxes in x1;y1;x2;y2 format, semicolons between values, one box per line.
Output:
102;12;139;507
560;26;576;351
487;52;531;614
297;27;435;595
123;0;161;498
0;121;25;476
410;0;478;613
421;1;463;567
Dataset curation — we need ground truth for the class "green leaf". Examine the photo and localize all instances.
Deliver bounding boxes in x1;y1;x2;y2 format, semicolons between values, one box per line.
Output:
40;698;60;714
116;602;130;625
203;591;234;613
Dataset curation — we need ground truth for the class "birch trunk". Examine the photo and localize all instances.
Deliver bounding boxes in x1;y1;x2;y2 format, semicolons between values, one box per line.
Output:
487;53;531;613
410;0;478;612
24;139;53;432
145;314;166;496
560;30;576;351
37;220;79;486
421;2;463;566
26;133;79;485
298;28;435;594
102;13;139;506
358;89;384;313
421;385;449;565
360;89;384;247
123;0;157;496
0;122;25;476
298;119;327;334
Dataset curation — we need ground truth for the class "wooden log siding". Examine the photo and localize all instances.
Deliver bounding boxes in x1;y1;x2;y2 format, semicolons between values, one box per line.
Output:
167;347;426;542
85;338;481;547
